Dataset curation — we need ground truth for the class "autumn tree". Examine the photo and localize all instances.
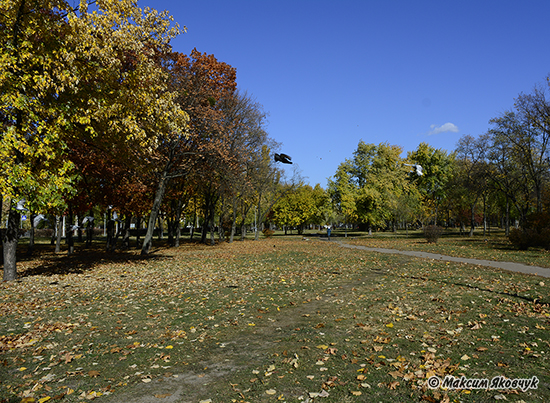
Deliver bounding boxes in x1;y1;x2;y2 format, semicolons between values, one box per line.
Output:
69;2;187;256
454;134;491;236
1;0;80;280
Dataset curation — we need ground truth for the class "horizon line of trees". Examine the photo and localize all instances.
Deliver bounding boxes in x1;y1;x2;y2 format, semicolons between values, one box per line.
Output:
325;77;550;242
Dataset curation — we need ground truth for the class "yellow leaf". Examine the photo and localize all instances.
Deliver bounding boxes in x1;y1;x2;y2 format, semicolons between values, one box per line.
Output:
386;323;394;328
38;398;51;403
165;345;173;349
316;345;329;349
351;391;362;396
266;389;276;395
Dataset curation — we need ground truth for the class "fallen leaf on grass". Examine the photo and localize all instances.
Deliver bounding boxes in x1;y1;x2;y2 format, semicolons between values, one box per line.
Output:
154;394;172;398
350;391;362;396
266;389;276;395
388;381;399;390
88;370;100;377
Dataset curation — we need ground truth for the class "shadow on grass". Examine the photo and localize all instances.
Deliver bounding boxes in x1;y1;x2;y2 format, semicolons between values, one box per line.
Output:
4;239;185;279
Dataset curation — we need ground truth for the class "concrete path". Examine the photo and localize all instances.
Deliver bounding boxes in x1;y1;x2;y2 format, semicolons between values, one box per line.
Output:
328;240;550;278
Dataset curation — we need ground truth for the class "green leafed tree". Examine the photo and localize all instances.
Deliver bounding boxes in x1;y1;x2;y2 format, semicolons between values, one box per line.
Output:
0;0;82;280
406;142;455;225
329;141;413;234
271;184;321;235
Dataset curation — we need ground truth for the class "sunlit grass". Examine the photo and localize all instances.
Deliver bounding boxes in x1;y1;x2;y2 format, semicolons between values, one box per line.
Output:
1;237;549;402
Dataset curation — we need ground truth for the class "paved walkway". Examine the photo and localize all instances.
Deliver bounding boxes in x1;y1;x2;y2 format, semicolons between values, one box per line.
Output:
327;240;550;278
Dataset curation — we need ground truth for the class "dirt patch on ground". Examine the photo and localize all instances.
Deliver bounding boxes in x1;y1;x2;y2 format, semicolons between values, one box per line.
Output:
104;269;385;403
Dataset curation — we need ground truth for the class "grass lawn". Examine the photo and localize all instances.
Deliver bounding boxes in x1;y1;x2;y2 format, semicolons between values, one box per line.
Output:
1;235;549;402
326;228;550;268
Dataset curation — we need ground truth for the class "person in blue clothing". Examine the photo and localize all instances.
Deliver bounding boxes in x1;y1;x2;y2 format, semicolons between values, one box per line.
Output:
327;226;331;240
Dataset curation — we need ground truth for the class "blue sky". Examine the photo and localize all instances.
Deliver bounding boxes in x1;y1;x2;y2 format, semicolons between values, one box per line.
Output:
140;0;550;188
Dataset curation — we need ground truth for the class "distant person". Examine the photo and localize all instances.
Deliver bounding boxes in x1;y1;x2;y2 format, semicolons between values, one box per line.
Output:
327;226;331;240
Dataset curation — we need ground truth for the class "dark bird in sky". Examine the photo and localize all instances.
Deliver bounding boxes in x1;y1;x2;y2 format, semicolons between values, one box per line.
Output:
274;153;292;164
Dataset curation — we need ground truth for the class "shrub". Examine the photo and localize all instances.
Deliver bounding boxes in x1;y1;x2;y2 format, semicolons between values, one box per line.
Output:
423;225;443;243
262;228;275;238
509;212;550;250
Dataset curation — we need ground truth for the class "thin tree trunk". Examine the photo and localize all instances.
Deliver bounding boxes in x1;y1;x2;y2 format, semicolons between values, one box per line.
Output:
174;200;185;247
27;213;35;256
135;216;141;249
141;171;169;255
255;200;261;241
122;215;132;250
505;199;510;237
229;195;237;243
470;203;475;237
67;205;74;255
51;214;56;245
157;212;164;241
55;216;62;253
3;208;20;281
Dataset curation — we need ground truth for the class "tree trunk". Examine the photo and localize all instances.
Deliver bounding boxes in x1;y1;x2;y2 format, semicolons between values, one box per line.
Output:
167;206;175;247
190;209;196;240
229;196;237;243
141;171;169;255
85;210;94;248
469;203;475;237
122;215;132;249
255;200;261;241
174;200;185;248
55;216;62;253
51;214;56;245
135;216;141;249
210;214;216;246
505;199;510;237
27;213;36;256
482;195;487;238
77;216;83;243
157;213;164;241
3;208;20;281
67;205;74;255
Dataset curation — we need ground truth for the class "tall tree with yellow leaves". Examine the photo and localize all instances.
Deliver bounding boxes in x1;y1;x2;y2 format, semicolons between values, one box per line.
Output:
0;0;186;279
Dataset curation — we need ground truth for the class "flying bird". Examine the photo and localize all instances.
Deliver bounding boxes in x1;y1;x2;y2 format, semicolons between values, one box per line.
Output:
82;216;94;224
274;153;292;164
16;199;27;211
405;163;423;176
33;214;46;227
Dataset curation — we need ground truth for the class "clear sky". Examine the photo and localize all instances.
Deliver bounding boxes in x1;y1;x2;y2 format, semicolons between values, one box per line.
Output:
139;0;550;188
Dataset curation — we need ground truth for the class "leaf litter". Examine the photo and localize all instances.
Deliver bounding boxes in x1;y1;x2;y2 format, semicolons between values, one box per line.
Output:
0;238;549;402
